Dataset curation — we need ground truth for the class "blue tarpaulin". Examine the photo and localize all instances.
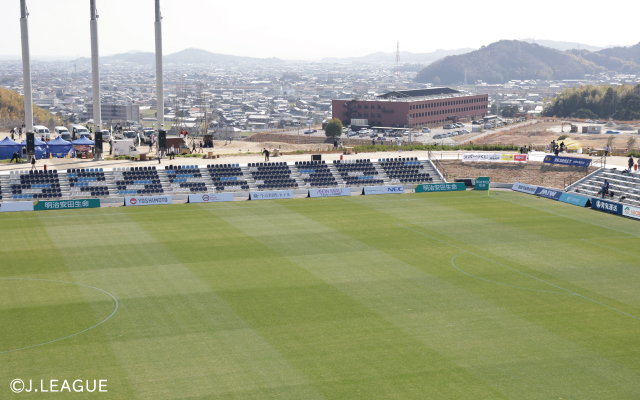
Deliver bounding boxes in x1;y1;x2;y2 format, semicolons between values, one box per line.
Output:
0;137;22;160
70;136;95;146
46;137;73;158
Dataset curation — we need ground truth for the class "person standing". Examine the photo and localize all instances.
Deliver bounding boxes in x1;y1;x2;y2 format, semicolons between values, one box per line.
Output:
262;148;270;162
628;156;634;172
30;155;36;171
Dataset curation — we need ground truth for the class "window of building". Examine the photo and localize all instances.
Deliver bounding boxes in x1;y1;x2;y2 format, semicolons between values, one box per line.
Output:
358;113;362;117
377;113;381;118
364;105;368;109
364;113;368;117
358;104;362;109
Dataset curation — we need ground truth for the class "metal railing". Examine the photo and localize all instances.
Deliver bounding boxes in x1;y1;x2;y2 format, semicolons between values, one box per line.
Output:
428;149;449;181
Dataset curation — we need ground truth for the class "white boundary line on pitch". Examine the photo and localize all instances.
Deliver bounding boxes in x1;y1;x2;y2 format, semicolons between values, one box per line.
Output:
580;239;640;259
492;192;640;238
0;278;119;354
398;224;640;322
0;194;490;222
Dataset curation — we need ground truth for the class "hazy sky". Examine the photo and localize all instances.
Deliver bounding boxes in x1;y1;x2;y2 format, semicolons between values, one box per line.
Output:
0;0;636;60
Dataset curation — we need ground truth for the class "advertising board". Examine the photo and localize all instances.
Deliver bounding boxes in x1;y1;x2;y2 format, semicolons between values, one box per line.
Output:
249;190;294;200
543;155;591;168
622;205;640;220
475;177;490;190
309;188;351;198
558;193;590;207
415;182;466;193
511;182;538;194
363;185;404;195
591;198;623;215
534;187;562;201
188;193;234;203
34;199;100;211
0;201;34;213
125;195;172;206
462;153;501;162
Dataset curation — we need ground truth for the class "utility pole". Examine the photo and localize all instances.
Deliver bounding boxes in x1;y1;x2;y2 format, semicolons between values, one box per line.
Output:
155;0;164;133
407;114;413;144
90;0;101;133
19;0;34;133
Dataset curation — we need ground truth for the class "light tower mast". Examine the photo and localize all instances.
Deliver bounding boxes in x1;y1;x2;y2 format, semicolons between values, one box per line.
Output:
19;0;34;133
394;41;401;77
155;0;164;131
90;0;101;132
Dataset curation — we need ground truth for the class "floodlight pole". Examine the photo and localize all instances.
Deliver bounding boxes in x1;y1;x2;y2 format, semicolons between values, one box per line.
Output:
90;0;101;133
19;0;34;133
155;0;164;133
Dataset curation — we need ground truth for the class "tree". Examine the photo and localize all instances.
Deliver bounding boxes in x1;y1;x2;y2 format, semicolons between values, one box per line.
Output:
501;105;519;117
571;108;598;119
627;136;637;151
324;118;343;138
490;103;498;115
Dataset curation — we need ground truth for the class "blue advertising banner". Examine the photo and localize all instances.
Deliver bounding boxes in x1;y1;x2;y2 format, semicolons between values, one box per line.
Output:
534;187;562;200
559;193;590;207
590;198;623;215
543;155;591;168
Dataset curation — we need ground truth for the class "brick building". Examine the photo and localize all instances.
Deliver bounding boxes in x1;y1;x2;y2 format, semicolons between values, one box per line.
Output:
332;88;488;128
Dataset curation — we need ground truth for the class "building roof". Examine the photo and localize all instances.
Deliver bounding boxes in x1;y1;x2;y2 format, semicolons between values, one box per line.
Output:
377;87;460;99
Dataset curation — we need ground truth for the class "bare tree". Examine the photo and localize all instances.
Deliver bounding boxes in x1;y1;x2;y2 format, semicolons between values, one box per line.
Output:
627;136;637;152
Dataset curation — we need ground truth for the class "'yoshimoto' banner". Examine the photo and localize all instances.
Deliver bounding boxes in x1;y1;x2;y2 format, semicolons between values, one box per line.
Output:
415;182;466;193
125;195;172;206
250;190;294;200
188;193;234;203
543;155;591;168
623;205;640;220
511;182;538;194
0;201;34;213
309;187;351;198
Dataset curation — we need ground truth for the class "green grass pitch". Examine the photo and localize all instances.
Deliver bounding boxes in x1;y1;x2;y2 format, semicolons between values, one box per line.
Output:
1;191;640;399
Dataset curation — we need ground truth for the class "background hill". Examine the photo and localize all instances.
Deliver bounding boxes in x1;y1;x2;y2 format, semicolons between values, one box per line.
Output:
415;40;640;85
0;87;60;130
320;48;474;64
79;48;284;65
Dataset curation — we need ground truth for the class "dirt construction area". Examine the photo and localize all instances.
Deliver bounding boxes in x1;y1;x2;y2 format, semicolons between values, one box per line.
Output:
440;160;598;189
472;120;640;153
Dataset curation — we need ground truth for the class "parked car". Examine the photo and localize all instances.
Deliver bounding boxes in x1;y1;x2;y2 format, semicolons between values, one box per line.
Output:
69;124;90;140
33;125;51;141
444;124;454;129
421;127;431;133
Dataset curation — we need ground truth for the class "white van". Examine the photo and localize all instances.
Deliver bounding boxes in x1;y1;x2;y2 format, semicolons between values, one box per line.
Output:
33;125;51;141
69;124;90;140
54;126;72;141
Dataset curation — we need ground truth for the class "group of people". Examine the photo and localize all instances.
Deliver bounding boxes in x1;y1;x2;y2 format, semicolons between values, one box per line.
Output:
519;145;532;154
549;140;566;156
9;125;24;141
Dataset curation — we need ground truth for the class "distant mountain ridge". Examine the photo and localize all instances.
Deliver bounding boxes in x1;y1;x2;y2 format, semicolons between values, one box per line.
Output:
320;48;474;64
415;40;640;85
520;38;607;52
78;48;284;65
